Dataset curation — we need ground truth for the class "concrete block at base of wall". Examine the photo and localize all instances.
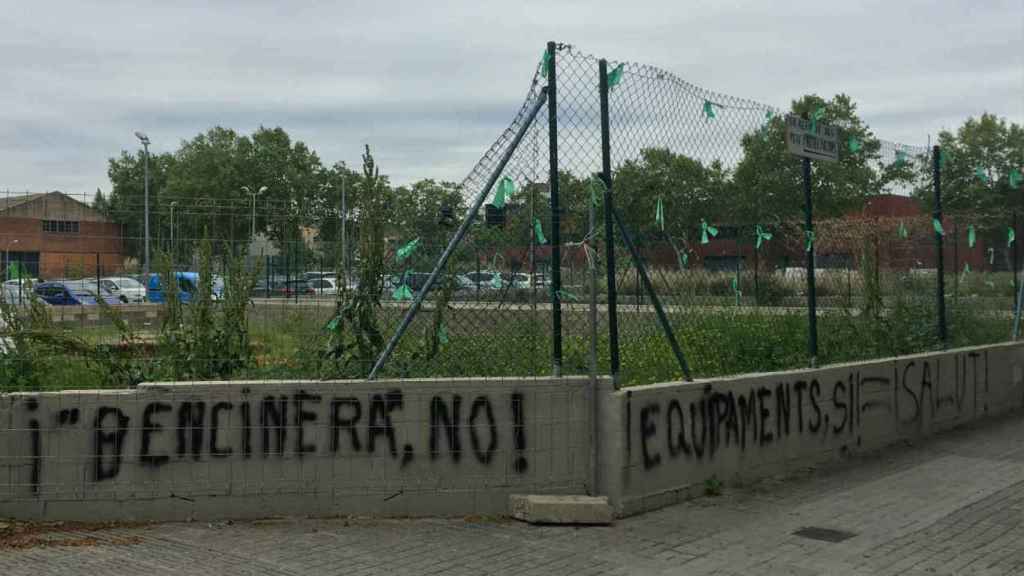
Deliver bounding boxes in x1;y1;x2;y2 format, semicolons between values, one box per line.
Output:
509;494;613;525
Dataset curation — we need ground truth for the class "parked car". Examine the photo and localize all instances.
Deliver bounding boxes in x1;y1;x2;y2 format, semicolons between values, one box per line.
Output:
308;277;340;295
2;283;41;307
146;272;224;303
100;276;147;303
462;271;499;290
34;281;120;306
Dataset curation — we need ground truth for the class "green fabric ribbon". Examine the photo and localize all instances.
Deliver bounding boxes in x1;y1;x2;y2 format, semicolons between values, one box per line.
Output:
988;248;995;265
939;149;948;169
897;221;908;239
392;284;413;301
1010;169;1022;190
809;107;825;134
975;167;989;183
804;230;815;253
1009;227;1016;248
755;225;772;250
534;218;547;244
680;251;689;269
490;274;503;290
494;176;515;209
325;315;342;332
656;197;665;231
894;150;908;167
963;262;971;275
395;238;421;263
760;111;774;138
932;218;944;236
437;323;449;345
700;219;718;244
968;224;976;248
848;136;862;153
731;277;742;305
703;100;716;119
607;63;624;89
552;288;579;302
588;175;605;205
540;48;552;79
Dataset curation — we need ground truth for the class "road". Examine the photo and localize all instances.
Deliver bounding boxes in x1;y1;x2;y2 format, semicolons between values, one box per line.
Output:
3;412;1023;575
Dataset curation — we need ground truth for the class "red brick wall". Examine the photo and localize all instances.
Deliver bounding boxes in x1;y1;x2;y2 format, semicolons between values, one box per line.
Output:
0;216;124;279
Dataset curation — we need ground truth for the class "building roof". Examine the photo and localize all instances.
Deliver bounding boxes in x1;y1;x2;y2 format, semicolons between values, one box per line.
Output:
0;193;48;213
0;191;109;222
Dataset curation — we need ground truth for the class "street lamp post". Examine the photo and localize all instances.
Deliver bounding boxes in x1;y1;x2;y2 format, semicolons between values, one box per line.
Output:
134;131;151;280
242;186;268;245
169;201;178;262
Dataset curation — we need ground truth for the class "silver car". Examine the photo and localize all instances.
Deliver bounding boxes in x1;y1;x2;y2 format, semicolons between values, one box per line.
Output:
100;276;148;303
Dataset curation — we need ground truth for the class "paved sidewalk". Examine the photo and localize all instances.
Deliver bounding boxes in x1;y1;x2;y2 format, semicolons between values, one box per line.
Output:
3;413;1024;575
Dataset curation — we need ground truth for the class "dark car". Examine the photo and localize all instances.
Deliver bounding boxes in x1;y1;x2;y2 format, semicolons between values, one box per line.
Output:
34;281;121;306
252;279;315;298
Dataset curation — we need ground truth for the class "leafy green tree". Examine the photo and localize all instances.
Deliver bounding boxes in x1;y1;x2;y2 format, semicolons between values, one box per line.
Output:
922;113;1024;214
732;94;884;225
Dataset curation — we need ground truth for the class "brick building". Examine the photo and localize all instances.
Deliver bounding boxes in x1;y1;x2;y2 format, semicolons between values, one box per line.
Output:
0;192;124;279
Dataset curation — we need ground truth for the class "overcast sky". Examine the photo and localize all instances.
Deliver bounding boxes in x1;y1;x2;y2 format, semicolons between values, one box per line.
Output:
1;0;1021;194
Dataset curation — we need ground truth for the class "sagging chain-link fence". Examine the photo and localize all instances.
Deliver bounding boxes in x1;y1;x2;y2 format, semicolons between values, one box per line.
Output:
1;42;1021;393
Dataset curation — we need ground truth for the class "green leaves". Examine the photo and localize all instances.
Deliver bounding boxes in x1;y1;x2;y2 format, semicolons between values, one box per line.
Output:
894;150;908;167
809;106;825;134
975;167;989;183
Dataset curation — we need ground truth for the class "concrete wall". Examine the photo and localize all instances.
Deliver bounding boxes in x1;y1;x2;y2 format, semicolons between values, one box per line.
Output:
0;377;593;521
600;342;1024;517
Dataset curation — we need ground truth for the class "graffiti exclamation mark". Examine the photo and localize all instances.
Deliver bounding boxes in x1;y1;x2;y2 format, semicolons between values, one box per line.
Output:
27;398;40;495
511;392;528;473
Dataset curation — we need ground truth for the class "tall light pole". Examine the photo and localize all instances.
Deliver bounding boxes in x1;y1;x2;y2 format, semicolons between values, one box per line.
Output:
134;131;151;279
242;185;268;244
341;177;348;282
169;201;178;262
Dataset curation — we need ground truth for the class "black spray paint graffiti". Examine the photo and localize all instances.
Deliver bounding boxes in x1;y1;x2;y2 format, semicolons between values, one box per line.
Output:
635;352;989;471
19;389;531;491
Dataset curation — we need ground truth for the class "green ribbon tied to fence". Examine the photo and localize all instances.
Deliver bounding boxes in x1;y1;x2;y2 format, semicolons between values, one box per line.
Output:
760;111;774;139
540;48;552;79
1009;226;1016;248
534;218;547;244
963;262;971;276
1011;169;1022;190
848;136;862;154
809;106;825;134
975;167;989;183
898;221;908;239
968;224;976;248
987;247;995;265
392;283;413;301
731;277;742;305
493;176;515;209
755;225;772;250
804;230;815;253
437;323;449;345
655;196;665;231
932;218;944;236
702;100;717;120
939;149;948;169
700;219;718;244
490;274;503;290
894;150;908;167
552;287;579;302
588;175;604;206
680;250;689;270
395;238;421;264
607;63;624;90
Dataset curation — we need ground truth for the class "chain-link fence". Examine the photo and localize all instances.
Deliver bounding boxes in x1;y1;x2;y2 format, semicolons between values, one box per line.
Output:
1;42;1020;393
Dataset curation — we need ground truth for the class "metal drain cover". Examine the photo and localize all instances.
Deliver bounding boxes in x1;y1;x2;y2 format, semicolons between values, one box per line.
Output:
792;526;857;543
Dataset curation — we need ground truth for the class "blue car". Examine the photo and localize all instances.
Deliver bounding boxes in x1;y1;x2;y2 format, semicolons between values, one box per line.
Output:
146;272;223;303
33;281;121;306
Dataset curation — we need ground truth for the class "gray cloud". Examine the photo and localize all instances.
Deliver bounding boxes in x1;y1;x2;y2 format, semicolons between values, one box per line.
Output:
1;0;1021;195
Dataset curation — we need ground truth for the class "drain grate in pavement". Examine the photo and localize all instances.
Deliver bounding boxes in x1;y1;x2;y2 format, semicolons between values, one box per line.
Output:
792;526;857;543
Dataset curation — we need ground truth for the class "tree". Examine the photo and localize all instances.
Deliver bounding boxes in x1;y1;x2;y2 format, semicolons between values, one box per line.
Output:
105;149;176;261
921;113;1024;214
